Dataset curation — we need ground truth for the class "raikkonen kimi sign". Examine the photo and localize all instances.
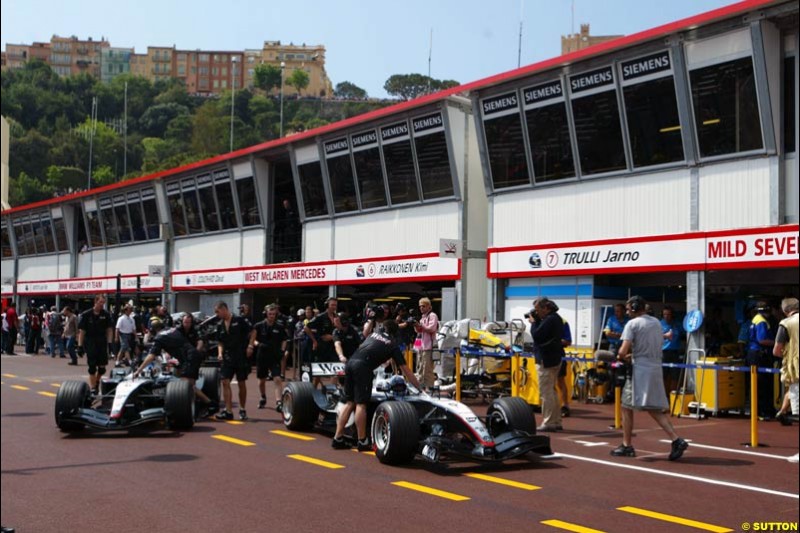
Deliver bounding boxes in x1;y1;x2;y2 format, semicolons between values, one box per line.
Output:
488;226;798;278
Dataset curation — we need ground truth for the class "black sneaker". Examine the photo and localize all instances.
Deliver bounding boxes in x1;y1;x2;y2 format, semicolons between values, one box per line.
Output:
561;406;571;417
357;439;373;452
668;438;688;461
610;444;636;457
205;402;219;416
215;410;233;421
331;437;350;450
776;412;792;426
239;409;248;421
258;397;267;409
276;401;283;413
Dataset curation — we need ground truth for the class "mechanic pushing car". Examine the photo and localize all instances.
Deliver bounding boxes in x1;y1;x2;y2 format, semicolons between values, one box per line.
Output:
249;304;290;411
331;319;421;451
133;318;217;413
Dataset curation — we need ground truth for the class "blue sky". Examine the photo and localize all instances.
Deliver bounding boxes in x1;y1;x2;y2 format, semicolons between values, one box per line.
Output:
1;0;735;97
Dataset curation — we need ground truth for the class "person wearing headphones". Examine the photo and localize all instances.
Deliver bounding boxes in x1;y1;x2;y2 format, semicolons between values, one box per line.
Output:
748;301;777;420
611;295;688;460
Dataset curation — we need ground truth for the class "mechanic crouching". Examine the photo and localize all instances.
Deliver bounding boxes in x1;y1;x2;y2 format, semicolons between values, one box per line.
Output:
133;318;217;414
332;319;421;451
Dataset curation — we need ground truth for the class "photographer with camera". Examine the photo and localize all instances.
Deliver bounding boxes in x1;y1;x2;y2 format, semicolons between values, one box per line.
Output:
611;296;688;460
362;301;389;337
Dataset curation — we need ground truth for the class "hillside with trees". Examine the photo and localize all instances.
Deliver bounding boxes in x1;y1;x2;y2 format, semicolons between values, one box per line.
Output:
1;60;457;207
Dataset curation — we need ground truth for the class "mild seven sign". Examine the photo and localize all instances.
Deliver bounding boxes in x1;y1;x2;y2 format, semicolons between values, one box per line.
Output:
482;92;519;117
523;80;563;106
570;66;614;94
621;51;671;81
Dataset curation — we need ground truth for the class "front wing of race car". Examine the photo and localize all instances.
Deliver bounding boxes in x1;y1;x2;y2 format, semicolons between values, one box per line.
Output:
420;430;552;463
60;405;168;430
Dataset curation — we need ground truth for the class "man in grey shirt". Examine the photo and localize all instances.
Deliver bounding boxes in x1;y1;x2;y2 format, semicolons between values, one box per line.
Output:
611;295;688;461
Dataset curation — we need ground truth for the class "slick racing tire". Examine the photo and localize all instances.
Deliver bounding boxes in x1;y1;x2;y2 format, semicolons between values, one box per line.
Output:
282;381;318;431
372;401;419;465
199;367;221;404
165;379;195;430
486;396;536;437
55;380;91;432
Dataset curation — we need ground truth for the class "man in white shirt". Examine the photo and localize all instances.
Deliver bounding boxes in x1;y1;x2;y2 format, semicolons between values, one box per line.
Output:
115;304;136;366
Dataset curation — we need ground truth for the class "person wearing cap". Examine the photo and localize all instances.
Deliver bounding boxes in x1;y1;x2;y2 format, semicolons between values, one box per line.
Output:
748;301;776;419
249;304;290;411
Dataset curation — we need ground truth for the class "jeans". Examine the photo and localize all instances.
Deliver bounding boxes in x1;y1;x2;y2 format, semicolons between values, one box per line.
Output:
65;336;77;363
48;334;65;358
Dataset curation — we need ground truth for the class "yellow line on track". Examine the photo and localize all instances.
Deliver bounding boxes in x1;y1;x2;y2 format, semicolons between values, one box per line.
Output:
28;378;42;383
3;373;17;378
287;454;345;469
38;391;57;398
211;435;256;447
10;385;30;391
617;506;732;532
541;519;606;533
51;383;61;388
464;472;541;491
391;481;470;501
224;420;245;425
351;449;376;456
271;430;315;441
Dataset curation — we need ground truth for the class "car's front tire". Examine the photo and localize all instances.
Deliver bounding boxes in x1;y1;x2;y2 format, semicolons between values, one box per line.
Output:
55;380;91;432
199;367;221;405
282;381;318;430
372;401;419;465
486;396;536;436
165;379;195;430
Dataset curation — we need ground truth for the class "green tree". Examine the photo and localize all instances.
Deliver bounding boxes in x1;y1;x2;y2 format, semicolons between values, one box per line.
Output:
9;172;54;206
139;102;190;137
45;165;86;193
254;64;283;94
334;81;367;100
191;100;228;155
287;69;310;95
10;129;53;181
383;74;460;100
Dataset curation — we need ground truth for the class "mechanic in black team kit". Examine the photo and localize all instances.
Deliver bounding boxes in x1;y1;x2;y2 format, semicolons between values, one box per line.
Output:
332;319;421;451
214;301;252;421
304;297;338;387
77;295;114;395
249;304;290;411
333;312;361;363
133;318;216;412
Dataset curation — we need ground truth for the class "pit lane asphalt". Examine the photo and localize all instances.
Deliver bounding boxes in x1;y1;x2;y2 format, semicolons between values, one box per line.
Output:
2;354;798;533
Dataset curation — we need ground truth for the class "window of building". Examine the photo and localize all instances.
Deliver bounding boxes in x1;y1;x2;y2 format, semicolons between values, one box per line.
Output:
199;78;209;90
523;80;575;183
12;218;29;255
412;113;454;200
196;173;221;232
177;53;186;62
113;195;132;243
178;65;185;76
690;56;762;158
166;181;187;237
351;130;387;209
2;221;13;258
784;55;796;153
213;171;237;230
222;67;227;76
620;51;684;168
181;178;203;234
199;54;209;62
34;214;55;253
381;120;419;205
212;67;218;76
139;188;159;239
99;198;119;245
324;138;358;214
481;91;529;189
570;66;627;176
52;216;69;251
125;191;145;242
298;161;328;217
84;204;103;247
236;176;261;226
213;80;219;89
221;80;227;89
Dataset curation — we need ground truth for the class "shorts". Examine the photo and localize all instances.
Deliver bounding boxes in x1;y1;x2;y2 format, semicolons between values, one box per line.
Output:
313;341;337;363
343;359;373;404
220;357;250;382
119;333;135;354
177;348;202;380
257;347;282;380
790;382;799;416
558;359;567;378
86;341;108;369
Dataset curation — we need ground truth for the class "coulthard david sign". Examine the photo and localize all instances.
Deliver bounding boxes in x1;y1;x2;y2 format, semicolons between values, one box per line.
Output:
488;225;798;277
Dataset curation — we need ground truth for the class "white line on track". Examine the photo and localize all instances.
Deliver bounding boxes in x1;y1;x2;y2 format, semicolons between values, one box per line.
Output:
555;453;799;500
657;439;797;460
574;440;610;447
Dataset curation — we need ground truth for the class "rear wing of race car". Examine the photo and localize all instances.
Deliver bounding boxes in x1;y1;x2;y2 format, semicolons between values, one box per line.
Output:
300;361;345;380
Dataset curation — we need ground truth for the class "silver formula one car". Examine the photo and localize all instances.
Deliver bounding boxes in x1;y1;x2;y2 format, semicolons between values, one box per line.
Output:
281;363;552;465
54;360;220;432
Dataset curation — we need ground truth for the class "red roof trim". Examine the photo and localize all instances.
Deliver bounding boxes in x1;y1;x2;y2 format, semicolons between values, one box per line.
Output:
2;0;778;216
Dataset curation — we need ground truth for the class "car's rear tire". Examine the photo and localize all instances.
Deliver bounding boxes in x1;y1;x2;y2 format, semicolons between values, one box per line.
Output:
55;380;90;432
282;381;318;430
486;396;536;436
165;379;195;430
372;401;419;465
199;367;220;404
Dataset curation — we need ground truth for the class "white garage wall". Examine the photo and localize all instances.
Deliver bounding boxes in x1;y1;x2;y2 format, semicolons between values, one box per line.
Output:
173;231;265;271
699;158;772;230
